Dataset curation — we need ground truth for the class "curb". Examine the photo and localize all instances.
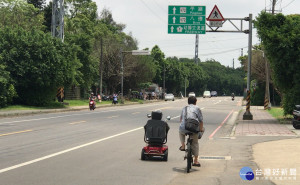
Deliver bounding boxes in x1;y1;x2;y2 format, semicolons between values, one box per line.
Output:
0;100;166;118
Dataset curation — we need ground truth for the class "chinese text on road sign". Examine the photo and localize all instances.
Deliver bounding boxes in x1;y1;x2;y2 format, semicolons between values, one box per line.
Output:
168;6;206;34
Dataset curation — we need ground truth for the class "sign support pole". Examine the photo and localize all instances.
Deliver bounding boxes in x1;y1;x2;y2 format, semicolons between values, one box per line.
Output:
243;14;253;120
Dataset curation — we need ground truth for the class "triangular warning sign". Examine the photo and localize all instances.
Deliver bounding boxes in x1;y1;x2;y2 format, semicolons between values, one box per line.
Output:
207;5;224;21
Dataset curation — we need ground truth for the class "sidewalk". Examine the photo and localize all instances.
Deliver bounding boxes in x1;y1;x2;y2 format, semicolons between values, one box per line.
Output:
234;106;300;185
234;106;296;136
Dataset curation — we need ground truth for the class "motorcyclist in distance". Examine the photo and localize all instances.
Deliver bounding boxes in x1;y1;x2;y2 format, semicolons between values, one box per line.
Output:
89;93;95;101
231;93;235;100
89;92;96;109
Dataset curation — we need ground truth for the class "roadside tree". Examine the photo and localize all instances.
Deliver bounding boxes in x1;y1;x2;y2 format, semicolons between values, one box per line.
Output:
255;12;300;114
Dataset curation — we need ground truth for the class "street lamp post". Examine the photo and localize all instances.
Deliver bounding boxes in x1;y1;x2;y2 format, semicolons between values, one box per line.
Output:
120;50;150;103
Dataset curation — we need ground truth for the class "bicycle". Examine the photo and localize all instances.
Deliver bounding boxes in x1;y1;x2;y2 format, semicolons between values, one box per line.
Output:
184;128;205;173
185;132;194;173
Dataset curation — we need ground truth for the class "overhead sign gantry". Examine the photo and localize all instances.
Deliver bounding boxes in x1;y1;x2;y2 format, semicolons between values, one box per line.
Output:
168;5;206;34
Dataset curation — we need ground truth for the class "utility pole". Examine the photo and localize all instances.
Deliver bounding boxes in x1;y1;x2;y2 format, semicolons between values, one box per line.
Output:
184;77;186;98
263;0;277;109
272;0;276;14
51;0;64;41
264;52;271;109
194;34;199;64
233;58;235;69
267;0;281;14
99;38;103;97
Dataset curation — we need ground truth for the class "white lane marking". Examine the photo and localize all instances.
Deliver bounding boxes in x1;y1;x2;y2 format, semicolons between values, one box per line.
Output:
0;103;166;125
214;100;222;105
69;121;86;125
106;115;119;119
171;115;180;120
131;112;140;115
0;127;143;174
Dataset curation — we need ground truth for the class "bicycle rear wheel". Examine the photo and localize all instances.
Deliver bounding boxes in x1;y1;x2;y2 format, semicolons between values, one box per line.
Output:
186;142;192;173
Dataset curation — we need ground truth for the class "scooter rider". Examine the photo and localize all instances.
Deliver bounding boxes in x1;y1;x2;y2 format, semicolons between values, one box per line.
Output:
89;92;95;101
231;93;235;99
89;92;96;108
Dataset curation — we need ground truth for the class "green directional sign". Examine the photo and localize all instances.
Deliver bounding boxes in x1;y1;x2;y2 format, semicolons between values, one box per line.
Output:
168;5;206;34
168;25;206;34
168;15;206;25
168;6;206;15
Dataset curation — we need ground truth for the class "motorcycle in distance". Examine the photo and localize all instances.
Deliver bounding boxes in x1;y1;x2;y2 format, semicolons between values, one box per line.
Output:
231;93;235;101
89;99;96;110
292;105;300;129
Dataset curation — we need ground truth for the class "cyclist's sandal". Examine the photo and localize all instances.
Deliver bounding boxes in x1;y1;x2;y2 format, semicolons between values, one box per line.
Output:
179;146;185;151
192;163;201;167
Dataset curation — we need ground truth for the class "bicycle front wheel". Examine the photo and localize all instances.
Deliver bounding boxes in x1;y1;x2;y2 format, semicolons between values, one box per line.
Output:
186;142;192;173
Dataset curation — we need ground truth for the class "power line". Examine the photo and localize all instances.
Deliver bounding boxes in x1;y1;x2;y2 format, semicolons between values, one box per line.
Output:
282;0;296;9
165;46;248;57
141;36;247;44
139;0;166;24
152;0;166;13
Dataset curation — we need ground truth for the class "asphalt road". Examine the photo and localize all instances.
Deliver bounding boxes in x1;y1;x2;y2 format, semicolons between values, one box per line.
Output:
0;96;242;185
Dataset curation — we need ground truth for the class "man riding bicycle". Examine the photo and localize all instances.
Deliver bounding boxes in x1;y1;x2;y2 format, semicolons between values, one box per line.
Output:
179;96;204;167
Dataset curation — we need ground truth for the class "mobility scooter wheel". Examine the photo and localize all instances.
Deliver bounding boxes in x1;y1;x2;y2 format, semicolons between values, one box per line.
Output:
141;149;146;160
163;149;168;161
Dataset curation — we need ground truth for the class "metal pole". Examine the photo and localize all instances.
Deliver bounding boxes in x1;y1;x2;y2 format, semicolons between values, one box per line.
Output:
184;78;186;98
266;57;271;108
246;15;252;91
120;49;124;104
243;13;253;120
272;0;276;14
195;34;199;64
100;38;103;97
163;63;165;98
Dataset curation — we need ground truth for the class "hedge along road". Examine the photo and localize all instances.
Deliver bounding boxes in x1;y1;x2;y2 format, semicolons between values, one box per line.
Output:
0;97;241;185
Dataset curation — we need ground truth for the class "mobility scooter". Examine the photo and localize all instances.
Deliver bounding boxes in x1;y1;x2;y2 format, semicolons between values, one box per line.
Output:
292;105;300;129
141;110;170;161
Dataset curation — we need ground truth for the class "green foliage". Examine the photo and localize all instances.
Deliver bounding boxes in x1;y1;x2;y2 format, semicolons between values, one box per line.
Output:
151;45;166;84
42;1;52;32
268;107;293;124
0;64;17;107
199;60;245;95
0;0;45;31
27;0;45;10
255;12;300;114
250;80;264;106
0;27;80;106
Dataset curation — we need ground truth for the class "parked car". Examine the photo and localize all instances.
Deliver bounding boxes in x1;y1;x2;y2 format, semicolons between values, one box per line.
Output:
211;91;218;97
188;92;196;97
203;91;211;98
165;93;175;101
